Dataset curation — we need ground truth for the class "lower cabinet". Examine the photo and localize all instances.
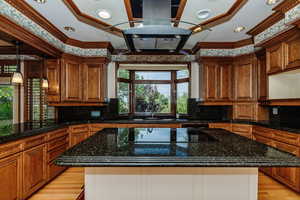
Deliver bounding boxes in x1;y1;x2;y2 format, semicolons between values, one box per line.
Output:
22;144;47;199
0;153;22;200
69;125;90;147
231;124;253;139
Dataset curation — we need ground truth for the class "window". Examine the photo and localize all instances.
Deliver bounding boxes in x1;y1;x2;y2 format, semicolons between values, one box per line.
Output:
117;67;190;116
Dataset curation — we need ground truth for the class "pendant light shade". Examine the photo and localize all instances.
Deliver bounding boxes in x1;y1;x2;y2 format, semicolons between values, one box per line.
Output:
42;78;49;89
11;41;23;85
11;72;23;84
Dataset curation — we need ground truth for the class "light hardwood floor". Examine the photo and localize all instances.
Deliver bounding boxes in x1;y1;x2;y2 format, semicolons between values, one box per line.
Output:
29;168;300;200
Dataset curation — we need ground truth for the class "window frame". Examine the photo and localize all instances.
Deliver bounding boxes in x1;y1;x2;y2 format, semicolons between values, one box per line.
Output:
117;63;191;117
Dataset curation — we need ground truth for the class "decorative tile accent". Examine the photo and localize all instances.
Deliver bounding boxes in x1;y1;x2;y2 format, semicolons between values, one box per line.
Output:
254;19;291;45
111;55;196;62
197;45;255;57
0;55;39;60
0;0;109;57
285;4;300;24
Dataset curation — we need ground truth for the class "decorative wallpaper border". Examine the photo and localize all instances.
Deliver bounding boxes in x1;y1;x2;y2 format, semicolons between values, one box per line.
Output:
197;45;255;57
254;19;291;45
285;4;300;24
111;55;196;62
0;0;109;57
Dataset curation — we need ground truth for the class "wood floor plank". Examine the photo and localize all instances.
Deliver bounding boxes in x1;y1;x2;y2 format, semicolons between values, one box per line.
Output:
29;168;300;200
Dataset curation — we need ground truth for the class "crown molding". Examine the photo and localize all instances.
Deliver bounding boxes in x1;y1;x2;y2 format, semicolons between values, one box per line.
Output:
273;0;300;13
192;38;253;53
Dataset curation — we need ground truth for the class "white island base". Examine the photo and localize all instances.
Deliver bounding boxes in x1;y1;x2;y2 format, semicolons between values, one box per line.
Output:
85;167;258;200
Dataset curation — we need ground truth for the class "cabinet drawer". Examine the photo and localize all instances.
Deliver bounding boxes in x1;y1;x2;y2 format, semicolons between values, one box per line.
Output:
273;141;299;156
23;135;46;150
0;141;22;159
252;126;274;139
48;161;66;180
209;123;232;131
273;130;300;146
47;128;68;141
253;134;274;146
47;135;69;152
47;144;68;162
232;124;252;133
69;125;89;133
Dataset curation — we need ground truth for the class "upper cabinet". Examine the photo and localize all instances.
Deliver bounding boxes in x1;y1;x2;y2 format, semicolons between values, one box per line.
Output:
266;43;284;74
285;34;300;70
234;55;257;101
83;63;107;103
202;60;233;102
46;56;108;105
45;60;60;102
61;59;83;102
266;30;300;75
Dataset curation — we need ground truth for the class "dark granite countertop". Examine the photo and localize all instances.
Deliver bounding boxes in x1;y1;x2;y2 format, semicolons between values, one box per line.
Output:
55;128;300;167
1;118;300;145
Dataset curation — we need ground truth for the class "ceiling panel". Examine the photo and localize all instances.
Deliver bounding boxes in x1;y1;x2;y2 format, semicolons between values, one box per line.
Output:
179;0;236;29
24;0;127;49
183;0;282;48
72;0;130;29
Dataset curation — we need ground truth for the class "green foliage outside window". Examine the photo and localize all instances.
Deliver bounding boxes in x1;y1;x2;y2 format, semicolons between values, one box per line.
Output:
0;85;13;126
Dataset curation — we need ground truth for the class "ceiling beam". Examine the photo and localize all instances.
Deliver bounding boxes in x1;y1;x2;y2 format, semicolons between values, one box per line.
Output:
174;0;187;27
124;0;135;27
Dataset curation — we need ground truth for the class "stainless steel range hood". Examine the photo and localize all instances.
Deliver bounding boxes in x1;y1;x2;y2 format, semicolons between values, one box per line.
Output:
122;0;192;52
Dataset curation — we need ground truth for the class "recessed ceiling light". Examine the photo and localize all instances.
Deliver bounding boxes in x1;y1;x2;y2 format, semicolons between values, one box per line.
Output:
175;35;181;39
266;0;279;5
196;9;211;20
98;9;111;19
133;34;139;38
64;26;75;32
33;0;47;3
136;49;141;52
234;26;245;33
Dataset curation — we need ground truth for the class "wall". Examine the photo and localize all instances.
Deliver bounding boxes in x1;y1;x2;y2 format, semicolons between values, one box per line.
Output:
107;62;116;99
269;69;300;99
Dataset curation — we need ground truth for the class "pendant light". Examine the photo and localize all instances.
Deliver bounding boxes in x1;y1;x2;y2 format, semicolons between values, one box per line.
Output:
41;56;49;89
11;41;23;84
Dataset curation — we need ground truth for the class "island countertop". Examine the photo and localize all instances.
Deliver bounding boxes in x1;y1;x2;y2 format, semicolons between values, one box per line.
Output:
55;128;300;167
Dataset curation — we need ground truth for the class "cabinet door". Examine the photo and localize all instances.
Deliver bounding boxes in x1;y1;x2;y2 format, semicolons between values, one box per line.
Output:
46;59;60;102
83;63;104;102
70;132;88;147
203;63;218;100
23;144;47;199
219;64;233;100
233;103;254;120
257;55;267;100
0;154;22;200
253;134;274;176
273;141;300;191
61;59;82;102
234;60;255;101
266;43;284;74
285;35;300;70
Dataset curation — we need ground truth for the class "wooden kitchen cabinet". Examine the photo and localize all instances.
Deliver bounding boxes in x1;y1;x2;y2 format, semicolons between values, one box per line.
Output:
232;124;252;139
0;153;22;200
209;123;232;132
69;125;90;147
22;144;47;199
273;141;300;192
203;61;233;102
233;103;255;120
219;63;233;100
83;63;107;102
266;43;284;74
46;59;61;102
61;59;83;102
234;56;256;101
284;34;300;70
203;63;218;100
257;53;267;101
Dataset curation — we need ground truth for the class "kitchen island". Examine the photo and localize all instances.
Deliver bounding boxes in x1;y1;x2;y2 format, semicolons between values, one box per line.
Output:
55;127;300;200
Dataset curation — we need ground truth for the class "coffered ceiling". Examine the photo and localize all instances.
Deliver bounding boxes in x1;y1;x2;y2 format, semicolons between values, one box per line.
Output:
24;0;282;50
